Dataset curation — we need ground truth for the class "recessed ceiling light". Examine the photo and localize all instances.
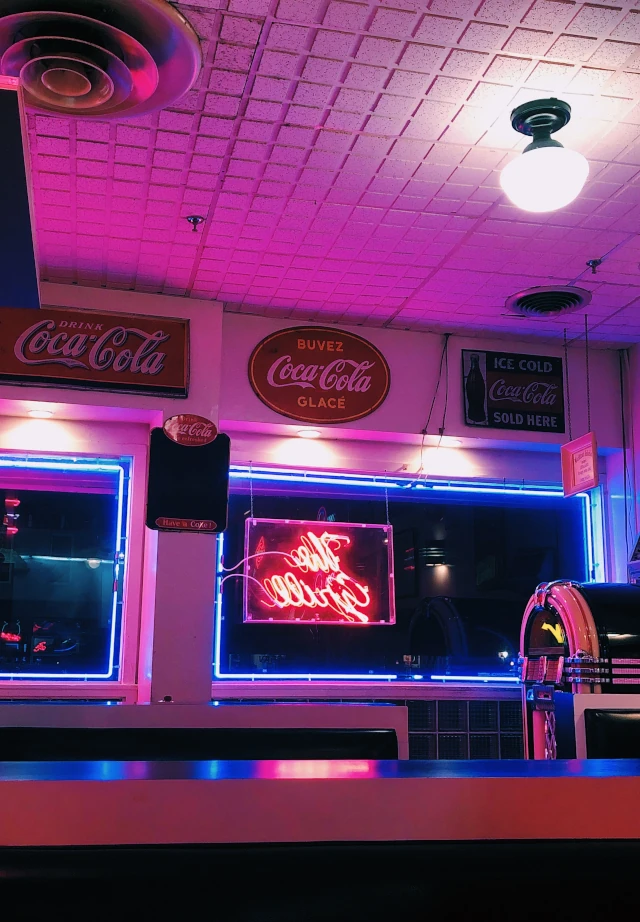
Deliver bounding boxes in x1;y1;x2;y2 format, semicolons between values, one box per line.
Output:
28;408;53;419
500;98;588;213
297;428;322;439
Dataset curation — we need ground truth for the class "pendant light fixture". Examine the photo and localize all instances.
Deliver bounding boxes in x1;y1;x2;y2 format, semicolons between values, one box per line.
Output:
500;98;589;213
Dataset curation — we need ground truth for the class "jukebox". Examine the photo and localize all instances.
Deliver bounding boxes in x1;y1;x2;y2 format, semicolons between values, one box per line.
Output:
520;581;640;759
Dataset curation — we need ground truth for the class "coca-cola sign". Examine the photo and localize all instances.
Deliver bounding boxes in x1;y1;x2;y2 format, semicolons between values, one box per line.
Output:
164;415;217;447
462;349;565;433
248;326;390;424
0;306;188;396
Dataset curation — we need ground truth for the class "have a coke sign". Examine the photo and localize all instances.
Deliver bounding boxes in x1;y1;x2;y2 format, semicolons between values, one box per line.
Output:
0;306;188;396
249;326;390;424
462;349;565;434
243;518;395;625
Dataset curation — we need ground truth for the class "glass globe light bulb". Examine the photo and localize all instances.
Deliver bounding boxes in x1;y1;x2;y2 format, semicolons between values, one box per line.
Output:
500;144;589;213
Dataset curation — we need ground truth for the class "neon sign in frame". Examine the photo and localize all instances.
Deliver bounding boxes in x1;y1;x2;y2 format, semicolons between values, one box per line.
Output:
0;455;129;681
214;465;602;683
243;518;395;625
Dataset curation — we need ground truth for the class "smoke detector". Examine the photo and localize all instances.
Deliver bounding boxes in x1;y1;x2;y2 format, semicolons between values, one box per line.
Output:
0;0;201;118
505;285;592;318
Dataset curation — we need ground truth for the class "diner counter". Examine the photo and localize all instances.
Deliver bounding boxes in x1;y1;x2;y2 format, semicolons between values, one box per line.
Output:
2;758;640;846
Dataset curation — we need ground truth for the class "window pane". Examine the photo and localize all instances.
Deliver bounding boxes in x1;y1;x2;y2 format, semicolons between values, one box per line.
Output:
215;476;589;680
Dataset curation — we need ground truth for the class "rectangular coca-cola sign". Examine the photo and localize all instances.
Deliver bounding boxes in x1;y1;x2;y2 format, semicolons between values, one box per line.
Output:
0;306;189;397
462;349;564;433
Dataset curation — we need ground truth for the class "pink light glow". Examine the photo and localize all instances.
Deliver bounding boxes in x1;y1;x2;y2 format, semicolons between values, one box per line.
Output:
261;531;371;623
256;760;378;779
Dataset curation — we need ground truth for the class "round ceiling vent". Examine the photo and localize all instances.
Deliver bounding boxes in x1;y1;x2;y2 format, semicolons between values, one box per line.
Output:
0;0;201;118
505;285;592;318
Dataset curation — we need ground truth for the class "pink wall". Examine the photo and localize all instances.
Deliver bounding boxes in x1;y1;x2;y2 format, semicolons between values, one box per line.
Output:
221;313;623;452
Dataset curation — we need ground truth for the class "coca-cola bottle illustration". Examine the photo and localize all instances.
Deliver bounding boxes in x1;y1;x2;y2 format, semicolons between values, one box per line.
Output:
466;354;487;424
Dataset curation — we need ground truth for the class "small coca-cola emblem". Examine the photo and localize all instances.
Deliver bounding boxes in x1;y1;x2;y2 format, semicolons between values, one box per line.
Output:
163;414;217;447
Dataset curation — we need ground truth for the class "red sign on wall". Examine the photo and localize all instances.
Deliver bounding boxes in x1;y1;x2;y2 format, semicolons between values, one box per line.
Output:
163;415;217;446
248;326;390;424
561;431;599;498
243;518;395;625
0;306;189;396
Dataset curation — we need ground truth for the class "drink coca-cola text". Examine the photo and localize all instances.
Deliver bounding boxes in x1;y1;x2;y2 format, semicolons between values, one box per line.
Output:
14;318;170;376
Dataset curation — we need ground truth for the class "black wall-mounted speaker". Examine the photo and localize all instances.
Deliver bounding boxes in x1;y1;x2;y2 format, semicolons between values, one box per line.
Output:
145;429;230;533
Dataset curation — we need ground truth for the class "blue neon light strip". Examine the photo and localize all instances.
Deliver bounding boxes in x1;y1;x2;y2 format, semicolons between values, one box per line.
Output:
431;484;566;497
430;675;521;683
213;526;224;679
582;492;595;581
0;456;128;681
0;458;122;473
230;466;572;498
230;470;403;489
214;465;600;684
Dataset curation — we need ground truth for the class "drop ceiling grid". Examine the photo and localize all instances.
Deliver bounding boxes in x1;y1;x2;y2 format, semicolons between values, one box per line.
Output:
25;0;640;343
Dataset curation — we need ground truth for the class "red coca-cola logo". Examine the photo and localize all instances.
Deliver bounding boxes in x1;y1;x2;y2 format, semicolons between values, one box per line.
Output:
163;415;217;447
249;326;390;424
14;319;169;375
488;380;559;406
0;307;188;397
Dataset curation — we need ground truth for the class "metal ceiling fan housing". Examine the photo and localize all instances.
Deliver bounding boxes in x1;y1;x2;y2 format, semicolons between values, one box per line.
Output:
0;0;202;118
505;286;592;318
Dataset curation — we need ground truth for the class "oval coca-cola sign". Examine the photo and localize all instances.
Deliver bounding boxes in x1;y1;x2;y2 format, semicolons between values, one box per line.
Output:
248;326;390;424
163;415;217;447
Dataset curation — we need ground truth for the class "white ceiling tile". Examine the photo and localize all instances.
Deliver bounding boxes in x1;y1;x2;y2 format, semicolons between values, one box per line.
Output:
29;0;640;344
459;22;510;53
414;15;464;44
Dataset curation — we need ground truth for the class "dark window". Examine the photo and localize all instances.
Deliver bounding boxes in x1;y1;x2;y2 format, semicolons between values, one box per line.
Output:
215;475;588;680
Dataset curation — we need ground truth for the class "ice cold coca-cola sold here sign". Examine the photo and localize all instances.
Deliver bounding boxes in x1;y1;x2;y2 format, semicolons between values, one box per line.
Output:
0;306;188;396
249;326;390;424
462;349;565;434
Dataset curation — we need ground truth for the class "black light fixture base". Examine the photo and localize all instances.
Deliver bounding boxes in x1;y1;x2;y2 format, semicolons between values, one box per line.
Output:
510;97;571;137
186;214;205;232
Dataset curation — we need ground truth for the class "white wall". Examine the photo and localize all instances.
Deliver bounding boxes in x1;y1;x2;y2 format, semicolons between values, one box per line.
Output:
221;313;623;451
0;284;224;705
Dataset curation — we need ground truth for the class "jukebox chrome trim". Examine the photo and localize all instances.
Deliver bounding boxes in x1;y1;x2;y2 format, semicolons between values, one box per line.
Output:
520;580;601;692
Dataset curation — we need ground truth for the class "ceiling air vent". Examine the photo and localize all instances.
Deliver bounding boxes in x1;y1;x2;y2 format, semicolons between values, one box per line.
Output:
505;285;592;318
0;0;201;118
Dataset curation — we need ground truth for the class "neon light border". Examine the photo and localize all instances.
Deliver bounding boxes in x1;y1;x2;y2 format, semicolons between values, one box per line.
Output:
214;466;600;682
0;456;129;681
